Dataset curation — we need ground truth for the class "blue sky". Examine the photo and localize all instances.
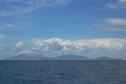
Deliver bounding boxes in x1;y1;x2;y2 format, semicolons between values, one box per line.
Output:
0;0;126;59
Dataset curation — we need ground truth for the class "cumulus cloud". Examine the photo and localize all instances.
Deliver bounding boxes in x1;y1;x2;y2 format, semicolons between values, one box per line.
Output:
96;18;126;32
33;37;126;53
14;41;25;52
1;37;126;55
106;0;126;9
15;41;24;48
0;0;72;16
0;37;126;59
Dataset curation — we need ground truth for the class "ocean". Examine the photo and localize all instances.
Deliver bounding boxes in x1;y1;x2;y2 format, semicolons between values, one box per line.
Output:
0;60;126;84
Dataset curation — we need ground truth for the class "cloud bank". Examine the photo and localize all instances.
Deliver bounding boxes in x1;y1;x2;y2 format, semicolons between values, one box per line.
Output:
2;37;126;53
33;37;126;53
0;37;126;59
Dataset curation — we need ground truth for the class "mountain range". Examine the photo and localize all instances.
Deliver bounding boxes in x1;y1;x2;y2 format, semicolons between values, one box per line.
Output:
4;53;123;60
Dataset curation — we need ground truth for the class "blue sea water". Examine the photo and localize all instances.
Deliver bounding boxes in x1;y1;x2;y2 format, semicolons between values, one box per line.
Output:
0;61;126;84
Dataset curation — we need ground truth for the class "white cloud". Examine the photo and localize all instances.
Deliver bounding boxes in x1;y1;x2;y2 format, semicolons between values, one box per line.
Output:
33;37;126;53
0;23;15;29
15;41;24;48
106;0;126;9
14;41;25;52
0;0;72;16
106;18;126;26
0;37;126;59
96;18;126;32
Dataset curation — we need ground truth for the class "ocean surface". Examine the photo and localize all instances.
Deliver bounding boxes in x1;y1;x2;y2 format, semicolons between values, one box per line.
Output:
0;60;126;84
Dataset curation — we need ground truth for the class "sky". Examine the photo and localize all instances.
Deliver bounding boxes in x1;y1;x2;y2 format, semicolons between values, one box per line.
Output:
0;0;126;59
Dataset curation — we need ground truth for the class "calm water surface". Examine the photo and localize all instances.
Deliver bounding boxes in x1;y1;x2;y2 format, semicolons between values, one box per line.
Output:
0;61;126;84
